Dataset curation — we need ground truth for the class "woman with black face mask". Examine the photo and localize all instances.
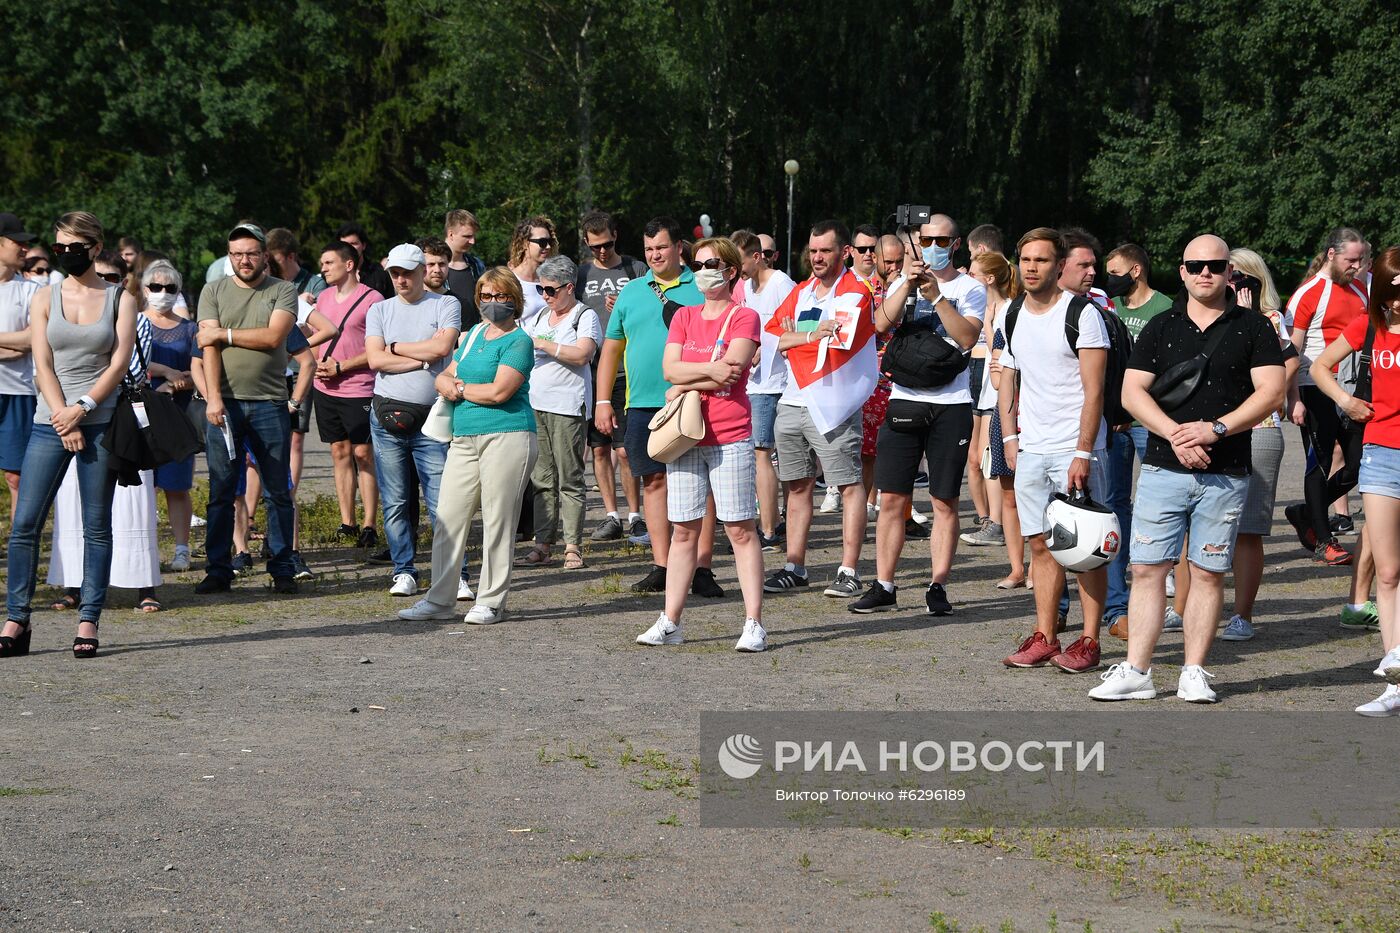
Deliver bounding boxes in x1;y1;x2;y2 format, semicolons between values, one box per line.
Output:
1;211;138;660
396;267;539;627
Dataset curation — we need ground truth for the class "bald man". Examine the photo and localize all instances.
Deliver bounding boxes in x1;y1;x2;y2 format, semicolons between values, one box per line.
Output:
877;234;904;290
1090;234;1285;704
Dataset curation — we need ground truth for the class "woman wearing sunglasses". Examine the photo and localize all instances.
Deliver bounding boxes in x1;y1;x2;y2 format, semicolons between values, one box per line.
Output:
507;216;557;327
635;236;764;651
1;211;138;660
520;255;600;570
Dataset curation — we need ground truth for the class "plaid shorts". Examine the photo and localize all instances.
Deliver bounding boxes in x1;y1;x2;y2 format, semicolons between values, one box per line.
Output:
665;438;757;523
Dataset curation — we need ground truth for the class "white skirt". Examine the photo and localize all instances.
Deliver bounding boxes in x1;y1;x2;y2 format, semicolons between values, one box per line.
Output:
48;463;162;589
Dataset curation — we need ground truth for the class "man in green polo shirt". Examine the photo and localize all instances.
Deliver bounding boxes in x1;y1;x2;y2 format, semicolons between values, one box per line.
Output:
594;216;722;597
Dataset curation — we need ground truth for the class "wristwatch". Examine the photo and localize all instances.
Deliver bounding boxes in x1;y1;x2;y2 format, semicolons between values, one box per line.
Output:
76;395;96;414
1211;420;1228;438
288;399;302;411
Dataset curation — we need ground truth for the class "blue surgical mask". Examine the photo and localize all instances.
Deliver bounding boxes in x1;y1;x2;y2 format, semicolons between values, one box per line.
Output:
922;244;952;271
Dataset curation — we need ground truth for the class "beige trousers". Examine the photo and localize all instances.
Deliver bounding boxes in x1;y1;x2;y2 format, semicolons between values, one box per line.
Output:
425;430;538;611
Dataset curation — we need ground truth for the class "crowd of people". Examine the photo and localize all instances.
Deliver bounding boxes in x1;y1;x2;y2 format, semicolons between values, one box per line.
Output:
0;206;1396;716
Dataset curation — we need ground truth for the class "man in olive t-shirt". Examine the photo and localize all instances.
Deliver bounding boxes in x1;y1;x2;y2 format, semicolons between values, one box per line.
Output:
194;223;299;593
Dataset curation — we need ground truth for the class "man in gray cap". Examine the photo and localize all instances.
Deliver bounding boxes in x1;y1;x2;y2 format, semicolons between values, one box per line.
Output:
0;213;39;521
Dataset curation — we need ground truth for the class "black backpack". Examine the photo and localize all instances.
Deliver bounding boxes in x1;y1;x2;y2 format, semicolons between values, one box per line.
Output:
1004;294;1135;426
881;310;969;389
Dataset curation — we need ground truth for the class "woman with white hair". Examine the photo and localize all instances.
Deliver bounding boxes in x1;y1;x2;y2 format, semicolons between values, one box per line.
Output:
519;255;600;569
143;259;201;570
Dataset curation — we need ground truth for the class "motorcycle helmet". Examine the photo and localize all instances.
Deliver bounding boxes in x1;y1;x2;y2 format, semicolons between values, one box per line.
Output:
1044;489;1121;573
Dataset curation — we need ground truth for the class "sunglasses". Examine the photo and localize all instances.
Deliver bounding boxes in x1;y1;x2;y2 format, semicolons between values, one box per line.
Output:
690;258;728;271
917;235;954;248
852;244;877;255
1183;259;1228;275
146;282;179;294
587;240;615;252
528;237;553;248
535;283;571;297
759;249;777;259
51;241;93;255
97;271;123;283
29;266;50;276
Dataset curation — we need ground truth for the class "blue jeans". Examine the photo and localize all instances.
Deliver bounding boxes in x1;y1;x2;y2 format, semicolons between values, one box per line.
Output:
371;417;449;579
206;399;295;581
6;422;116;624
1102;430;1139;620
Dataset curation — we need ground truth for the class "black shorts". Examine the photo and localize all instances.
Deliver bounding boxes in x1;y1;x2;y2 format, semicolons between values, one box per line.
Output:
873;400;972;499
314;389;373;445
587;371;630;447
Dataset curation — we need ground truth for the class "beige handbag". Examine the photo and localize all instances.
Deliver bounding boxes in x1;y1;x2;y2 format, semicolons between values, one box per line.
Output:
647;303;740;464
422;324;485;443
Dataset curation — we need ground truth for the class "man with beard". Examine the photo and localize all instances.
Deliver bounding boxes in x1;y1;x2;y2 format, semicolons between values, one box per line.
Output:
194;223;300;594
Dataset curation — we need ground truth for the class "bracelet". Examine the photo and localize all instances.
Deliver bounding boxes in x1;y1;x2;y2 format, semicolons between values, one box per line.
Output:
77;394;96;413
1072;450;1092;461
1001;433;1018;443
334;360;341;375
596;399;613;406
806;331;814;344
226;328;233;347
390;341;397;356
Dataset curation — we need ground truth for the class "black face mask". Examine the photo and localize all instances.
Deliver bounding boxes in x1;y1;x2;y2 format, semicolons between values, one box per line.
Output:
1102;272;1134;299
56;248;95;277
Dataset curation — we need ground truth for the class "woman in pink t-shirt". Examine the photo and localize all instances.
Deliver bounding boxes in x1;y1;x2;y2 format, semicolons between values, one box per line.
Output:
633;237;765;652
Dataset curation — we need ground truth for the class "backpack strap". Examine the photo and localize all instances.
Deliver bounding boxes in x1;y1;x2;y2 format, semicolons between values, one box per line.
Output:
1002;294;1027;353
1355;320;1378;403
1063;295;1096;353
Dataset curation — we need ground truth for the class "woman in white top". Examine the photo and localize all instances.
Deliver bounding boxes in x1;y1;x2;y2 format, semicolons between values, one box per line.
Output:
520;256;600;569
507;216;556;327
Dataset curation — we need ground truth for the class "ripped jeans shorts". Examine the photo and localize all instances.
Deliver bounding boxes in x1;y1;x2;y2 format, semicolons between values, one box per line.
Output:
1130;464;1249;573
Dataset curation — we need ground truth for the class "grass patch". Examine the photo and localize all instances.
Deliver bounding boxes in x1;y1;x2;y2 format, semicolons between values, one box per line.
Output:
0;786;60;797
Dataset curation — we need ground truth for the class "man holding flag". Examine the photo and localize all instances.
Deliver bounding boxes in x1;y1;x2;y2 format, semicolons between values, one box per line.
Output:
762;220;876;598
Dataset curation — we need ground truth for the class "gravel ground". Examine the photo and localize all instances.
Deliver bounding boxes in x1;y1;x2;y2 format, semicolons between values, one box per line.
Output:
3;434;1396;931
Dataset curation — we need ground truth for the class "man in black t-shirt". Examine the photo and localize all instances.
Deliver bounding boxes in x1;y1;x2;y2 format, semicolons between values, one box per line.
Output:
336;222;393;299
1090;234;1285;705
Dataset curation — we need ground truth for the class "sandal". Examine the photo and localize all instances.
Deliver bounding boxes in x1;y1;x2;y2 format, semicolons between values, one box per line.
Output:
137;597;163;613
563;550;585;570
996;576;1027;590
516;546;552;566
51;592;79;611
73;620;99;659
0;621;32;657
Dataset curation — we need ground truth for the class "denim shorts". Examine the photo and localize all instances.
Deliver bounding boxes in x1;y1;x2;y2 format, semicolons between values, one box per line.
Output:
750;393;780;449
1013;448;1107;537
1131;464;1249;572
1358;443;1400;499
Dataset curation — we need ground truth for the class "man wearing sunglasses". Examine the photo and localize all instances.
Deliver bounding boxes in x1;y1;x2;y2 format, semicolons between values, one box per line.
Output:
850;225;881;283
1090;235;1285;704
0;213;39;522
758;234;780;273
577;210;647;543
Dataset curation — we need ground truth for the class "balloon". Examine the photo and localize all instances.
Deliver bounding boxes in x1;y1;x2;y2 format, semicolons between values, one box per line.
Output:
702;224;713;237
699;213;711;225
693;225;705;238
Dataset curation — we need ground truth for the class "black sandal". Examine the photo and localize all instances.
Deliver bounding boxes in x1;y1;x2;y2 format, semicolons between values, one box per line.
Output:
73;620;99;659
0;621;31;657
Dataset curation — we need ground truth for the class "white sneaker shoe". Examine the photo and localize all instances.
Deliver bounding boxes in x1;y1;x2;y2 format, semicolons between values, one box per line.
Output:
397;599;457;621
1162;608;1184;632
389;572;418;597
866;503;878;522
911;507;930;526
1165;568;1176;597
1177;665;1218;703
636;614;682;646
819;488;840;513
457;578;476;601
734;618;767;652
169;547;192;573
1374;645;1400;679
465;604;503;625
1356;684;1400;717
1088;662;1157;701
190;514;208;528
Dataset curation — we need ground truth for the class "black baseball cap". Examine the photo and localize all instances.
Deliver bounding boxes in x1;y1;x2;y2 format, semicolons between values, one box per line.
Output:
0;213;35;243
228;222;267;245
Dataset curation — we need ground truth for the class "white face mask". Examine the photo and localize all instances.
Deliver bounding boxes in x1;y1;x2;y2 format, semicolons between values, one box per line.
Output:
695;269;728;292
146;290;177;312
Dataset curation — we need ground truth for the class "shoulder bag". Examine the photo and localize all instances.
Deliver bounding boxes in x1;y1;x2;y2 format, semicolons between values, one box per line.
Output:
421;323;485;443
647;304;740;464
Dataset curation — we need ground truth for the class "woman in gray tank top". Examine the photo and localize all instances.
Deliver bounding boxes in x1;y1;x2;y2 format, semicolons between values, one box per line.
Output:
1;211;137;661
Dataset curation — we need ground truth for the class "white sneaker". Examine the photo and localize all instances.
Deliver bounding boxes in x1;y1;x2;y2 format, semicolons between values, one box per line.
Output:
911;507;930;526
1088;662;1157;701
169;547;192;573
866;503;878;522
190;514;208;528
1176;665;1218;703
465;604;503;625
819;488;840;513
397;599;457;621
457;578;476;601
1356;684;1400;717
1165;568;1176;597
734;618;767;652
636;614;683;646
389;572;418;597
1374;646;1400;679
1162;608;1184;632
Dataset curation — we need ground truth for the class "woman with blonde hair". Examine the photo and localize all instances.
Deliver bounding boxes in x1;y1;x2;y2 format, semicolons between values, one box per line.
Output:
507;216;557;326
1;211;138;659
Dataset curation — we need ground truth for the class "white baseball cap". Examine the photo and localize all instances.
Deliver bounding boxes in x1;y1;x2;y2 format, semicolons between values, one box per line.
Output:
384;243;424;271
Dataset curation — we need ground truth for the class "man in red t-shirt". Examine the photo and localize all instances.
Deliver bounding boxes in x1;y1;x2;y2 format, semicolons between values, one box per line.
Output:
1284;226;1368;565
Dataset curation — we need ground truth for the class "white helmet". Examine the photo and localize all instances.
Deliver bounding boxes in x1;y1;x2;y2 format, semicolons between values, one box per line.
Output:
1044;490;1121;573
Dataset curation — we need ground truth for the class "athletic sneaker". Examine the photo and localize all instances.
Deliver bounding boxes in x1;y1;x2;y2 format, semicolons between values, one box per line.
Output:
819;487;840;513
1372;646;1400;678
1220;614;1254;641
1164;568;1176;598
465;605;504;625
824;570;862;598
591;515;624;541
905;518;931;540
367;547;393;565
1163;608;1184;632
691;567;725;598
628;531;652;546
190;514;208;528
925;582;952;616
398;599;457;621
631;565;667;593
357;526;378;549
389;572;418;597
848;582;897;613
231;551;253;576
1330;512;1357;536
1050;635;1101;673
337;523;359;541
1176;665;1218;703
759;522;786;552
866;503;878;522
169;546;192;573
1088;663;1157;701
1003;632;1061;668
912;470;929;488
457;578;476;601
960;520;1004;547
734;618;767;652
1356;685;1400;717
1315;540;1353;566
764;568;809;592
1284;503;1318;552
290;551;315;581
627;516;648;539
636;613;683;646
1341;602;1381;631
911;507;930;525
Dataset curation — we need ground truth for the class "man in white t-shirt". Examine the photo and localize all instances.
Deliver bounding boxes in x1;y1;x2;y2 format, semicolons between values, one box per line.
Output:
0;212;39;518
999;227;1110;674
850;215;986;616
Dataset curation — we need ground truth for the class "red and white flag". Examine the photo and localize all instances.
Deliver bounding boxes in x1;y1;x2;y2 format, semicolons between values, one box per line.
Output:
765;270;877;434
